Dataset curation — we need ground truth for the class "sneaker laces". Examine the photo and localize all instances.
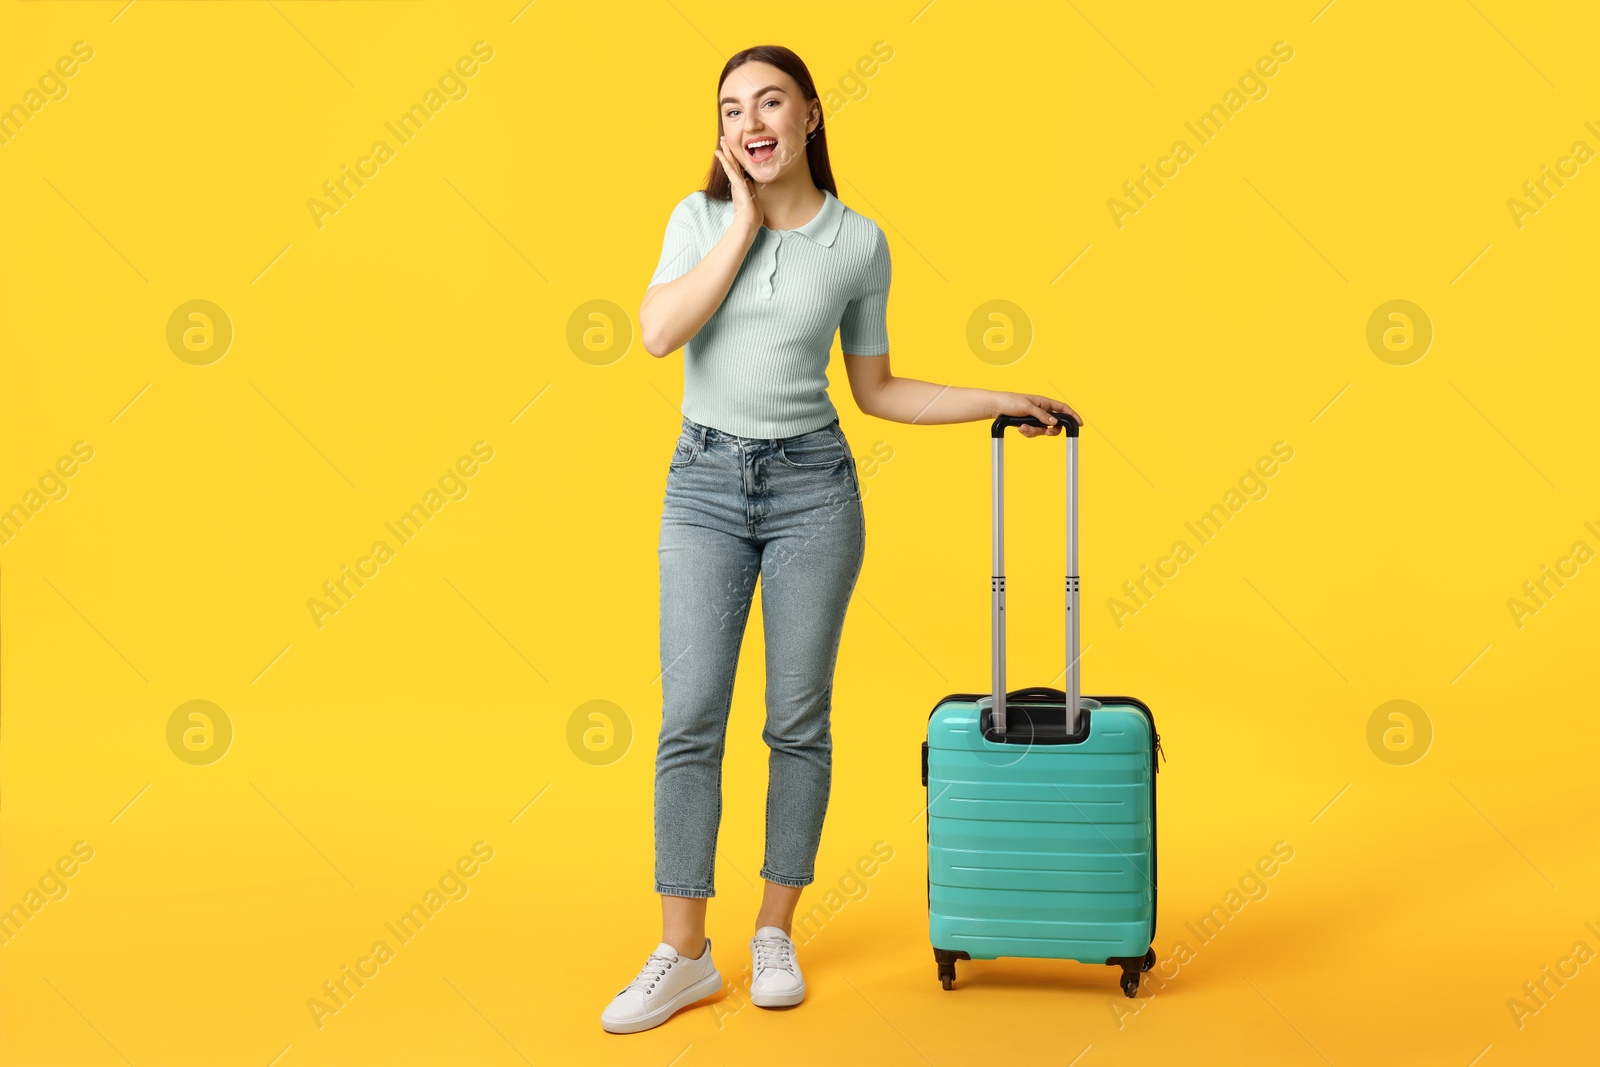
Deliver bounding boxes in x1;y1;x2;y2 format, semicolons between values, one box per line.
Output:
752;934;798;977
621;950;676;995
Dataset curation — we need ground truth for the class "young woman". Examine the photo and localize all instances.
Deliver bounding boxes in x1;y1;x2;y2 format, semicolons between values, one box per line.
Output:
602;44;1080;1035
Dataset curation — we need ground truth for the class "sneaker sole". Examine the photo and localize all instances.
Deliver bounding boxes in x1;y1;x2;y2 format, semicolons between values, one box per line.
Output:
750;983;806;1008
601;969;723;1034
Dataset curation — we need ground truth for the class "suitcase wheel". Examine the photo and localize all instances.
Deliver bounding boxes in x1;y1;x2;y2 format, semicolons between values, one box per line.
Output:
934;948;963;990
1109;951;1152;996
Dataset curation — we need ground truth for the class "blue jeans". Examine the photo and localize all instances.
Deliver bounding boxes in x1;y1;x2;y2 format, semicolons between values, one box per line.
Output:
655;415;866;898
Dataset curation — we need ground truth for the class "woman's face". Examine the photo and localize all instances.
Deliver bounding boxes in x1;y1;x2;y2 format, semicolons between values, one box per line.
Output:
718;61;817;184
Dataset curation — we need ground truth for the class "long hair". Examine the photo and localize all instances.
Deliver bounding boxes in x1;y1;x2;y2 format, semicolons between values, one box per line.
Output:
702;45;836;200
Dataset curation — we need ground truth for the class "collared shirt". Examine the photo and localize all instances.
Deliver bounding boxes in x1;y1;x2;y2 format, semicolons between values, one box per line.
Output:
648;188;890;439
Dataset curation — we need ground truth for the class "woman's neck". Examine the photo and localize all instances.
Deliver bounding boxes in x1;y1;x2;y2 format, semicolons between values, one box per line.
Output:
756;172;825;231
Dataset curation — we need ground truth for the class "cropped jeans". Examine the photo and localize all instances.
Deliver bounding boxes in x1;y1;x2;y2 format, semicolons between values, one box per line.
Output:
654;415;866;898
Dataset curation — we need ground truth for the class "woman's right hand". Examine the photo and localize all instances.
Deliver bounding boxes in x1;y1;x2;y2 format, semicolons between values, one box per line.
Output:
716;135;764;233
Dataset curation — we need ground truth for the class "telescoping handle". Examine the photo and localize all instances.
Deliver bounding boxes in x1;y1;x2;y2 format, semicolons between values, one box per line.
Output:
990;413;1084;736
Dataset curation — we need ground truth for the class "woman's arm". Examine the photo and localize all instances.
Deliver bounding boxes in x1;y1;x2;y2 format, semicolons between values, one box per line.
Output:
641;136;766;358
842;352;1081;437
640;219;757;357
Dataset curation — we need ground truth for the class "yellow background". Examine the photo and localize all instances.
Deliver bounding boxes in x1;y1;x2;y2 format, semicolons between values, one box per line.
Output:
3;1;1597;1064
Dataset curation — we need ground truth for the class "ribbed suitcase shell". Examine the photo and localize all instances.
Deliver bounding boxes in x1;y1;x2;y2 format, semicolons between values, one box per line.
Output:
926;694;1156;963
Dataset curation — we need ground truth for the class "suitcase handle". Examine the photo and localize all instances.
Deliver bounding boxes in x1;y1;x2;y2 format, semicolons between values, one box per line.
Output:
989;414;1082;736
1003;686;1067;702
992;413;1080;438
977;688;1103;712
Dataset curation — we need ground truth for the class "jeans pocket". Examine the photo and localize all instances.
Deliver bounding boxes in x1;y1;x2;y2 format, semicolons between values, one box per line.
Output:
778;427;849;470
669;434;702;471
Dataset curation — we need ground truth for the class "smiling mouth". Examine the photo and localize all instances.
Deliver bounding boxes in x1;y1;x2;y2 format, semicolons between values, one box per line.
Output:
745;138;778;162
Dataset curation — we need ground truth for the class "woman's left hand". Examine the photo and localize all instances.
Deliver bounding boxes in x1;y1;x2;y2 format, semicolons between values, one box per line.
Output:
996;392;1082;437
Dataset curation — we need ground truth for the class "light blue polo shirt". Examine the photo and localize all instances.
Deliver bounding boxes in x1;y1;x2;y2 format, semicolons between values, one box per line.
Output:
648;188;890;439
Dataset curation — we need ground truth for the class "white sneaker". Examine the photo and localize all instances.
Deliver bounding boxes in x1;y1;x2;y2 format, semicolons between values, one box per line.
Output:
749;926;805;1007
600;938;722;1034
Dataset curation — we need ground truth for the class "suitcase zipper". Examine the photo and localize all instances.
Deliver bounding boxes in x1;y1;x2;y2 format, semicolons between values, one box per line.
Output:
1155;732;1165;770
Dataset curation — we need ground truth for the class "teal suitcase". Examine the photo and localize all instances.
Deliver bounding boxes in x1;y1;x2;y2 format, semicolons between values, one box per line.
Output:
922;415;1164;996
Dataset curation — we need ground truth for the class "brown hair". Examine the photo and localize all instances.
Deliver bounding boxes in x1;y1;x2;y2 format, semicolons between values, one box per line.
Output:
702;45;836;200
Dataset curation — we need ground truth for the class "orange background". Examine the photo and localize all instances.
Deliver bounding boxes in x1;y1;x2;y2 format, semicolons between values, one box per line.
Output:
2;1;1597;1064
